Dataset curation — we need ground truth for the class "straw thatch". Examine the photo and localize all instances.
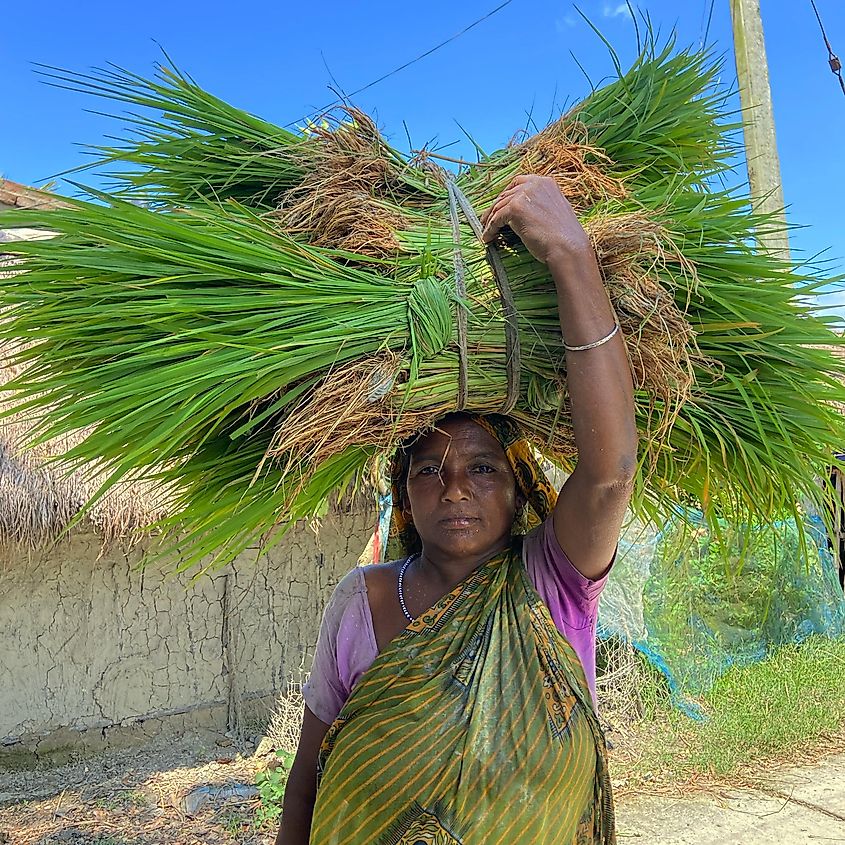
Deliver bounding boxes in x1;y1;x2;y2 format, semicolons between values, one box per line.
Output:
0;179;68;212
0;179;171;547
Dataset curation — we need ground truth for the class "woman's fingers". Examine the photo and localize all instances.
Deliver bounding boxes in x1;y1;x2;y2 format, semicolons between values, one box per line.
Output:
482;184;535;241
481;196;511;228
480;176;576;255
479;175;590;264
481;197;515;243
480;189;518;227
506;175;532;189
480;176;533;223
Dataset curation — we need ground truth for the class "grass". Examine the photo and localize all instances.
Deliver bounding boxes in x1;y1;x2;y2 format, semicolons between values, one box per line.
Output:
612;635;845;792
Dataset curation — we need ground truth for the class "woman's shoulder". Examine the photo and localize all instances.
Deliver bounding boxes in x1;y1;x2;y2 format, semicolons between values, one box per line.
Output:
360;559;401;588
319;567;369;630
324;560;401;625
522;516;613;609
331;565;368;597
306;567;377;724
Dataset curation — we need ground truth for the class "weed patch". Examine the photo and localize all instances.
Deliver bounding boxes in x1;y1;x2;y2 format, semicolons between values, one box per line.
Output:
611;635;845;791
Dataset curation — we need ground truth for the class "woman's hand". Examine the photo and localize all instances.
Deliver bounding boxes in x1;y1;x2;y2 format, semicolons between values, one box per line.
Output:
480;175;592;265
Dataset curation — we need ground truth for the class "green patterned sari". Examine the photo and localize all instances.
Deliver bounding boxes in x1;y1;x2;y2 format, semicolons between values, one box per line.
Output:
309;542;615;844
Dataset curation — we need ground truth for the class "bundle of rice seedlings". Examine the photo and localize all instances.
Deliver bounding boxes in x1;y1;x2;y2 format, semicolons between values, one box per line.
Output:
2;36;844;571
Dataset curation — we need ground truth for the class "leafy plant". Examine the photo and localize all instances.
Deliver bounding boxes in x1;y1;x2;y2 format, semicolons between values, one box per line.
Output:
218;809;249;837
254;750;295;828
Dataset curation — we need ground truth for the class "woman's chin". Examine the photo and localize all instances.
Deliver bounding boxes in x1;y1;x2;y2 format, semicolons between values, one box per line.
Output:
423;532;509;562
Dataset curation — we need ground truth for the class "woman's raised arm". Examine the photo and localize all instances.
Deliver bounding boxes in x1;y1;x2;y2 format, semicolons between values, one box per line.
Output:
482;175;637;579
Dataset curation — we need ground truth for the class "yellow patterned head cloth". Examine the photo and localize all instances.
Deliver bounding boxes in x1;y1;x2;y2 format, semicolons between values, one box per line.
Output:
386;413;559;560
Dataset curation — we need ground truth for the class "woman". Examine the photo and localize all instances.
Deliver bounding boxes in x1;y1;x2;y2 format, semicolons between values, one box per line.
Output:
277;175;637;844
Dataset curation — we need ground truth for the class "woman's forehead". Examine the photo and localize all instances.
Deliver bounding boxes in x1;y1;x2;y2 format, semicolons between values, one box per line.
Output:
409;418;506;462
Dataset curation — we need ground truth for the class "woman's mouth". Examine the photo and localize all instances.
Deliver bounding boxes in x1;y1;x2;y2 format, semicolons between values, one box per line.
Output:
439;517;480;528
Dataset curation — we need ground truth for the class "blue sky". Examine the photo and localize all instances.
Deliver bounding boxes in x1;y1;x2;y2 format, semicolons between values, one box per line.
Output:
3;1;844;311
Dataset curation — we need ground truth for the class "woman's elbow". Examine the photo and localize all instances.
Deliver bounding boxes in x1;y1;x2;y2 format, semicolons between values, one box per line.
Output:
613;424;639;485
615;451;638;486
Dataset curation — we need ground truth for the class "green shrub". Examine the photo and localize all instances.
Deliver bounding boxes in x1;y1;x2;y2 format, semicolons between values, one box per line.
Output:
254;750;295;828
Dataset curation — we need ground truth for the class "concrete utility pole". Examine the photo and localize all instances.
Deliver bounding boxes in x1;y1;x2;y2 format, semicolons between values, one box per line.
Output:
729;0;791;258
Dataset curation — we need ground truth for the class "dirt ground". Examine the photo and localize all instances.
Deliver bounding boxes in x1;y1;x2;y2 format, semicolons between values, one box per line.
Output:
2;729;844;844
617;751;845;843
0;731;274;845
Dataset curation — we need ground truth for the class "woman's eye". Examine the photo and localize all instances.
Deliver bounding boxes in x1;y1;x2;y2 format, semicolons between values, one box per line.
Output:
474;464;495;473
418;466;439;476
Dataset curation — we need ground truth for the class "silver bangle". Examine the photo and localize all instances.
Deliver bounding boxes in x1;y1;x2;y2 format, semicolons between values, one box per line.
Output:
563;322;620;352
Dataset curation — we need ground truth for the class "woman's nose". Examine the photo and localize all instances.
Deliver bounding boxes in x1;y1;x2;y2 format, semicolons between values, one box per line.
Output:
440;472;471;501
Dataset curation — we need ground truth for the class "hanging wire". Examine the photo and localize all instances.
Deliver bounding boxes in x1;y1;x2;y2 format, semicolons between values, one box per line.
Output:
284;0;519;129
810;0;845;96
700;0;716;48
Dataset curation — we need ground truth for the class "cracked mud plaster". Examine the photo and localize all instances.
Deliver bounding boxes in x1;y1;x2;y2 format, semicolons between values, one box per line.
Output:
0;510;374;743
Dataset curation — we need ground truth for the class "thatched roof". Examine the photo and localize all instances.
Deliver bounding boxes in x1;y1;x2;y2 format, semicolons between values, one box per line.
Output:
0;179;65;245
0;178;63;211
1;179;171;547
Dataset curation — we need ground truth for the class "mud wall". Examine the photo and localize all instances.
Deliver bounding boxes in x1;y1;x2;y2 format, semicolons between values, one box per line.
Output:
0;512;373;761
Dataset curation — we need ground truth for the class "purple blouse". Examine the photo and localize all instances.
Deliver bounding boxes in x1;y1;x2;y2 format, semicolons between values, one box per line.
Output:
303;516;611;725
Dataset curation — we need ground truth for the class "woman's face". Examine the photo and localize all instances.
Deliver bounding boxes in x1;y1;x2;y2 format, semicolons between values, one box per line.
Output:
404;417;519;562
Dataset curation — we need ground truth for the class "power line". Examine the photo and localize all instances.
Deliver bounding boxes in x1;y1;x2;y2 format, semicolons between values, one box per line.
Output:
809;0;845;97
346;0;517;100
285;0;518;128
700;0;716;47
